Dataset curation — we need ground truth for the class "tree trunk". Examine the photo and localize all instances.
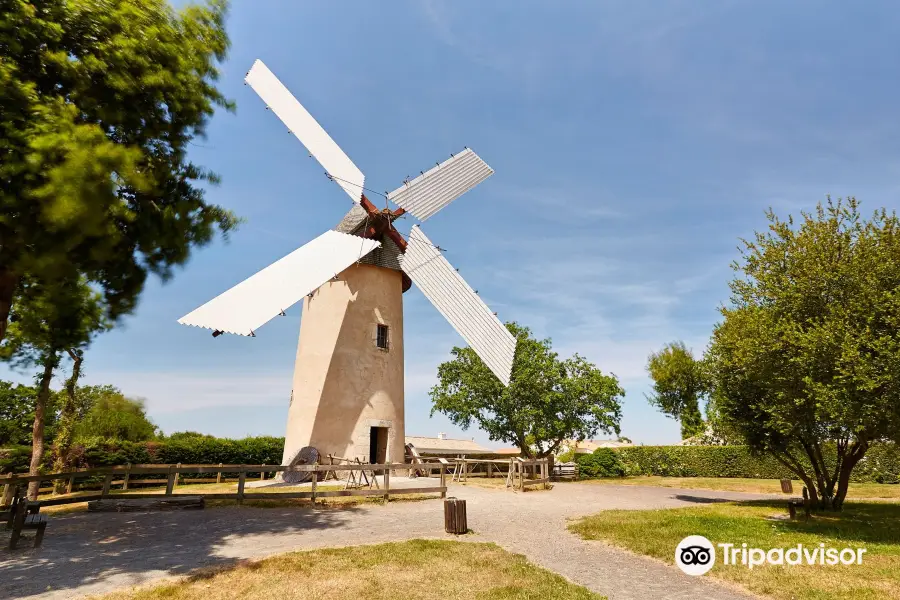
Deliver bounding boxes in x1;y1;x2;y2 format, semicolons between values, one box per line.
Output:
28;357;57;500
833;442;868;510
774;451;820;507
800;438;832;508
0;267;18;345
54;349;83;493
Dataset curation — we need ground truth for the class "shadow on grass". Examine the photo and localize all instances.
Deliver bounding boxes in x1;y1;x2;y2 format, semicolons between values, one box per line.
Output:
672;494;733;504
722;499;900;546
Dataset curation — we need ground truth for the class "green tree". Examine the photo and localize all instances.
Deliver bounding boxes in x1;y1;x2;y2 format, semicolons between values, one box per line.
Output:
708;198;900;510
0;0;239;343
645;341;709;439
74;389;158;442
430;323;624;459
1;275;107;497
0;381;60;446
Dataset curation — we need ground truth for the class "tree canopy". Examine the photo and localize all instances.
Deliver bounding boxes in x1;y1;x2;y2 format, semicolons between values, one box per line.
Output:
0;381;59;446
0;0;239;342
430;323;624;458
708;198;900;509
645;341;708;439
73;388;158;442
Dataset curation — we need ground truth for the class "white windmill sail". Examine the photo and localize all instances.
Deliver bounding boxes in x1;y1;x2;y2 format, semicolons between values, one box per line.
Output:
245;60;365;203
399;225;516;385
388;148;493;221
179;231;380;337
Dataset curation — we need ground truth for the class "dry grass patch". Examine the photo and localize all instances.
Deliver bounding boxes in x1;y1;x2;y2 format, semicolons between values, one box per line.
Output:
577;476;900;499
570;500;900;600
453;476;510;489
90;539;603;600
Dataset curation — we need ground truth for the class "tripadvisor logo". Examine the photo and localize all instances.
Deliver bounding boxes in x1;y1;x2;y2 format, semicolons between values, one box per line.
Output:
675;536;716;576
676;537;867;576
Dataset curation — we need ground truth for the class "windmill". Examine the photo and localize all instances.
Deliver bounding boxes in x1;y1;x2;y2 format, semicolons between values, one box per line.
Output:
177;60;516;470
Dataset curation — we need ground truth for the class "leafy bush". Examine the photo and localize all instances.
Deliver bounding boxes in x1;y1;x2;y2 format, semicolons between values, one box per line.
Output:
556;449;575;464
164;431;216;441
0;445;34;474
611;444;900;483
575;448;626;478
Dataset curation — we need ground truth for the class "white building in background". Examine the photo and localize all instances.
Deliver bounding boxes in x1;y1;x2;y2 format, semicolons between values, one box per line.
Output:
405;433;493;457
559;438;634;455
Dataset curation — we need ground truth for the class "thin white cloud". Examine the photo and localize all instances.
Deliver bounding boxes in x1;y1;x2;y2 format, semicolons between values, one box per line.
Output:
81;369;290;414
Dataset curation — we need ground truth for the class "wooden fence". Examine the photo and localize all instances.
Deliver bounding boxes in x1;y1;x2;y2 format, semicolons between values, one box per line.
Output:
449;458;550;491
1;462;448;507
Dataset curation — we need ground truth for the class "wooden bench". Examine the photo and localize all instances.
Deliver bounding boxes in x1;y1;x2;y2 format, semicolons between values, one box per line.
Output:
780;479;811;521
6;489;48;550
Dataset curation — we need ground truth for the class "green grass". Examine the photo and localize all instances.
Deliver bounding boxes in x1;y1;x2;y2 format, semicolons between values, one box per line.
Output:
569;501;900;600
90;539;604;600
577;476;900;499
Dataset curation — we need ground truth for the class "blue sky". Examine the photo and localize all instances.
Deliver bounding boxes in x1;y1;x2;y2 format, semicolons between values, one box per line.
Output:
5;0;900;447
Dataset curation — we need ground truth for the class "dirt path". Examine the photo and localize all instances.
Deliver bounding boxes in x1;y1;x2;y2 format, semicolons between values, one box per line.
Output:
0;482;767;600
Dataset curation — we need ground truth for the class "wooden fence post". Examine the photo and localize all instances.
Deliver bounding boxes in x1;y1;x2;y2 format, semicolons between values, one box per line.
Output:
216;463;223;484
174;463;182;488
237;466;246;504
440;467;447;498
260;463;266;481
166;465;176;496
123;463;131;490
66;474;75;495
384;468;390;502
311;464;318;504
487;462;492;478
101;473;113;498
2;479;12;506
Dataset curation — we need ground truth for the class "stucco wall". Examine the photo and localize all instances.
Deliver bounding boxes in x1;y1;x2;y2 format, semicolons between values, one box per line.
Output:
282;263;405;467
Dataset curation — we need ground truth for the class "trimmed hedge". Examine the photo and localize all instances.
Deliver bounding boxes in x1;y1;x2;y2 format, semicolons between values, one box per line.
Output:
575;448;625;478
574;444;900;484
0;437;286;475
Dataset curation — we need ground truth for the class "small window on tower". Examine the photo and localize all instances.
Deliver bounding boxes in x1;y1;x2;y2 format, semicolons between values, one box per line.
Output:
376;324;389;350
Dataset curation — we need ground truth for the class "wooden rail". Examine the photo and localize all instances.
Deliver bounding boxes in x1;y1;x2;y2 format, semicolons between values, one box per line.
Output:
1;462;448;507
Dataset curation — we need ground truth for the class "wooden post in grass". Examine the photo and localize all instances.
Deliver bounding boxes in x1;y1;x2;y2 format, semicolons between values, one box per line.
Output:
66;474;75;494
311;464;317;504
260;464;266;481
174;463;182;488
384;468;390;502
101;473;113;498
123;464;131;490
487;462;492;478
237;467;246;504
165;466;176;496
440;467;447;498
216;463;223;484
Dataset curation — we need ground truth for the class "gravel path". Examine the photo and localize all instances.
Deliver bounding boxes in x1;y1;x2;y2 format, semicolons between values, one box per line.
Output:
0;482;769;600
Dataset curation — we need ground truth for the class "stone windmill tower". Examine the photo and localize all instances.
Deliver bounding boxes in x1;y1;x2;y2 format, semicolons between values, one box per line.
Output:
177;60;516;468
